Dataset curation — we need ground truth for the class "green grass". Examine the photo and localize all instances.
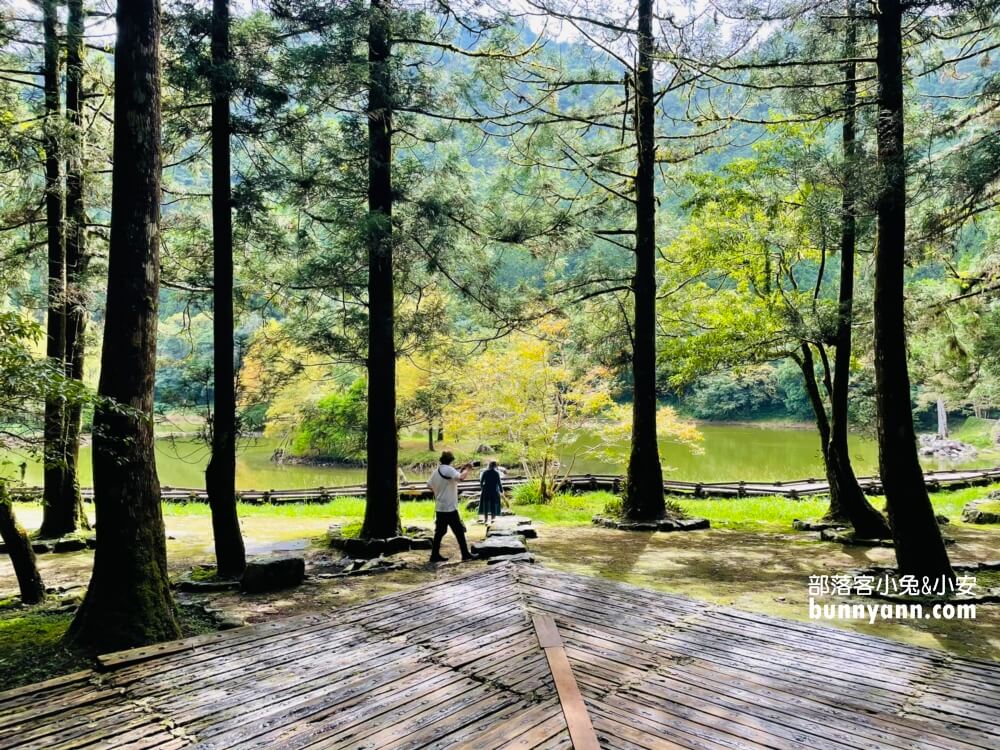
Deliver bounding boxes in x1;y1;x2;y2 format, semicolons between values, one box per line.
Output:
510;492;612;526
0;603;221;692
161;497;474;526
677;496;831;530
506;482;1000;531
148;481;1000;531
950;416;998;449
0;609;90;691
927;483;998;521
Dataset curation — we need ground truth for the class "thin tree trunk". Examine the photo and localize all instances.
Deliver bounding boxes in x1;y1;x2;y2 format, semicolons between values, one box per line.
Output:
794;344;834;478
40;0;68;539
0;486;45;605
427;426;434;452
61;0;90;535
205;0;246;578
624;0;665;521
826;0;891;539
874;0;953;579
67;0;181;651
361;0;401;539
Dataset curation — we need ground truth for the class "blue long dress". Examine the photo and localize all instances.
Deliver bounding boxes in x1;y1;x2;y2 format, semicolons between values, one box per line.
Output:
479;468;503;518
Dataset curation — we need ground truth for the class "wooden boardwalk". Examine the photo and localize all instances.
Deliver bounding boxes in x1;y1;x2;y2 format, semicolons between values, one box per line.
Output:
12;465;1000;504
2;565;998;749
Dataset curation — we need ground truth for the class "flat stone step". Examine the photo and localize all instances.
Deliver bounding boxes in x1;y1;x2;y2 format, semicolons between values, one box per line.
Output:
472;536;527;558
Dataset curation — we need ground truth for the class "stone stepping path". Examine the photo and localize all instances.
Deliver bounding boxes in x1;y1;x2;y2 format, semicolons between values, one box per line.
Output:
473;516;537;561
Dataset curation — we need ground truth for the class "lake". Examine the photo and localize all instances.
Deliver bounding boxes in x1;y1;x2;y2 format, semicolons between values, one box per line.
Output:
4;424;994;490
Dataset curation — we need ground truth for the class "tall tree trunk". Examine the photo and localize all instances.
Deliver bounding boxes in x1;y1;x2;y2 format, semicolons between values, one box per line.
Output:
427;426;434;452
623;0;665;521
826;0;891;539
0;486;46;605
40;0;68;539
361;0;401;539
66;0;181;651
205;0;246;578
874;0;953;579
936;399;948;438
61;0;91;535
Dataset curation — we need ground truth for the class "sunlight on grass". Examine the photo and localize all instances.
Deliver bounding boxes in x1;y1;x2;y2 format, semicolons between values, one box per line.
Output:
677;496;830;529
161;497;470;526
511;492;612;526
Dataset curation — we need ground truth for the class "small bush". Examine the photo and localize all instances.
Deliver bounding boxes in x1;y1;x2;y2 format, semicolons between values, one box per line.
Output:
602;495;623;517
511;480;544;505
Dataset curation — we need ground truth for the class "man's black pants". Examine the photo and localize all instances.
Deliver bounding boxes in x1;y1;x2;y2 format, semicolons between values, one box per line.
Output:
432;510;471;559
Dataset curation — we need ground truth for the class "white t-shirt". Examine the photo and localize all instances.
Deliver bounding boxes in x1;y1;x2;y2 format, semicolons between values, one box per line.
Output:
429;464;462;512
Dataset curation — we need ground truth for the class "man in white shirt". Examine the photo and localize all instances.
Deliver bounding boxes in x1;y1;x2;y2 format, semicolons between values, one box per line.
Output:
427;451;476;563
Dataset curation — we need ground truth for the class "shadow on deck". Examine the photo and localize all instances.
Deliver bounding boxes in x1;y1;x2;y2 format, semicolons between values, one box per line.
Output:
1;565;998;749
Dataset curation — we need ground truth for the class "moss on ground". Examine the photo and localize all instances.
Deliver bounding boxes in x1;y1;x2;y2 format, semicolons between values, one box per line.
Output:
0;609;90;691
0;602;222;692
975;501;1000;516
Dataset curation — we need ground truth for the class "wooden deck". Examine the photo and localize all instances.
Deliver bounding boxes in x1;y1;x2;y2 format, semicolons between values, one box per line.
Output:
2;565;999;749
12;465;1000;504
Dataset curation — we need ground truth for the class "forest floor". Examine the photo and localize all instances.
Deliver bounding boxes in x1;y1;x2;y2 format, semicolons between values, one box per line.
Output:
1;485;998;692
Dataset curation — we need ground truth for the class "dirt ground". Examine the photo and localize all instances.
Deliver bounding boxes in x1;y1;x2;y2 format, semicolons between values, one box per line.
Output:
3;506;999;660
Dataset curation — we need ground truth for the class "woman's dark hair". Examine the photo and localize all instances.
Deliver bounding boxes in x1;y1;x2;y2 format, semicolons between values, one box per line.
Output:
440;451;455;465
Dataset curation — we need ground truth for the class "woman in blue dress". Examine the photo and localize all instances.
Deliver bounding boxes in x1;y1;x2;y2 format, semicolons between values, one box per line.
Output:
478;461;504;524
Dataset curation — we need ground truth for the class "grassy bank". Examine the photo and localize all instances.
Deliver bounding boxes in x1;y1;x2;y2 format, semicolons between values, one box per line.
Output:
951;416;999;449
9;480;995;533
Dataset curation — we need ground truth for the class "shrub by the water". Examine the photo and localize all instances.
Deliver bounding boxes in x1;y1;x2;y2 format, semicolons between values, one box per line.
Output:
512;480;545;505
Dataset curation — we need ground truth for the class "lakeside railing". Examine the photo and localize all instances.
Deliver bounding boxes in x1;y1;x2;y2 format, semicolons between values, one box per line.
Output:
9;466;1000;504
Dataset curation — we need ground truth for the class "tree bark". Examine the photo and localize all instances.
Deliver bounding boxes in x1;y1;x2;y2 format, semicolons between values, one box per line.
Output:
40;0;68;539
0;486;46;605
795;344;834;470
60;0;90;535
826;0;891;539
874;0;953;579
936;399;948;438
361;0;401;539
205;0;246;578
427;426;434;452
623;0;665;521
66;0;181;651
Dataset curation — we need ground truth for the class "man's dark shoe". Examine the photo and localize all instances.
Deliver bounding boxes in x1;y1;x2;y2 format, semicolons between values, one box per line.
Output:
429;555;449;563
461;553;479;562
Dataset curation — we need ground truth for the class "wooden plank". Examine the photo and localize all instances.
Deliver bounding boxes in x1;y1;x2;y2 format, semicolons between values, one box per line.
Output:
4;565;1000;750
533;614;602;750
533;613;563;648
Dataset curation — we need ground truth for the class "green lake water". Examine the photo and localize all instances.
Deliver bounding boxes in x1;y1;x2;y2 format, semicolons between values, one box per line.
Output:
5;424;994;490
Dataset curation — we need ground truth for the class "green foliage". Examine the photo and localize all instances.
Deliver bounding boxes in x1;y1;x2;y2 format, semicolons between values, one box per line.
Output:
290;379;367;460
511;480;544;505
0;313;93;476
951;416;998;449
601;494;623;517
685;368;783;421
